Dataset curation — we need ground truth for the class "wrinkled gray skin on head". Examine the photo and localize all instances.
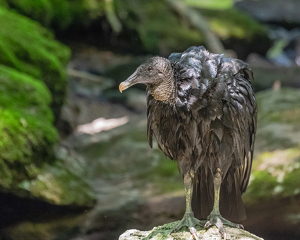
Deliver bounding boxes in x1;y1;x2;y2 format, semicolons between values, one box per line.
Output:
119;57;175;101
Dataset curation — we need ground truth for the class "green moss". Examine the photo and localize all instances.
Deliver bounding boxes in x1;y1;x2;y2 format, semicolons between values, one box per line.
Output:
141;221;182;240
0;65;57;189
0;6;70;119
18;160;95;206
243;171;278;203
244;148;300;204
0;64;51;114
0;7;95;207
244;88;300;204
1;0;89;30
0;65;95;203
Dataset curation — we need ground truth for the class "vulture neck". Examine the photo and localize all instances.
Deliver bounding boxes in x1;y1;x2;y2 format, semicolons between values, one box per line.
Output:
148;71;175;102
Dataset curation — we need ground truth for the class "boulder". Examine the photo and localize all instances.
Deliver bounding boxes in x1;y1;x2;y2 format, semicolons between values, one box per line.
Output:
0;6;70;121
0;7;95;229
119;225;263;240
242;88;300;238
0;65;57;190
0;65;95;218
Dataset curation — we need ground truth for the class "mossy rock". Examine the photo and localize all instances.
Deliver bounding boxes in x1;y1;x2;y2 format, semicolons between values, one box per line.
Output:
119;225;263;240
18;159;96;206
254;88;300;152
0;6;70;120
0;65;56;187
0;0;89;30
244;88;300;203
244;148;300;204
0;65;95;206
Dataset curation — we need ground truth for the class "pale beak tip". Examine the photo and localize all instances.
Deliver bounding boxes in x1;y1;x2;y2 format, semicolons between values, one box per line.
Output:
119;83;124;93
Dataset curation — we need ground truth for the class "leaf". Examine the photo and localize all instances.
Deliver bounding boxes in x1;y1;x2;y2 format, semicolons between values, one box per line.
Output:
183;0;233;10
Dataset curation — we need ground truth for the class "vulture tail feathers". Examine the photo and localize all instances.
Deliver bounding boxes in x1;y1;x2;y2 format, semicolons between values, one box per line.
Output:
192;167;214;220
219;171;247;222
192;168;247;223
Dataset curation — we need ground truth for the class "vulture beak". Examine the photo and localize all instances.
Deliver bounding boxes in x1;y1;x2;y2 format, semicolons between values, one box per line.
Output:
119;69;139;93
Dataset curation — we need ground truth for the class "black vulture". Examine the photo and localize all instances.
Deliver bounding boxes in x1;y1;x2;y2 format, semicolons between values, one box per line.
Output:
119;46;257;237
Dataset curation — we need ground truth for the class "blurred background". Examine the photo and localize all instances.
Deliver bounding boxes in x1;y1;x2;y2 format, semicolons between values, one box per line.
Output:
0;0;300;240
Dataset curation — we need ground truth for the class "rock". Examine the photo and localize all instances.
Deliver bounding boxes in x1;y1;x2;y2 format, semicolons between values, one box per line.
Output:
0;65;57;190
0;6;70;121
242;148;300;238
0;8;95;227
241;88;300;238
1;213;87;240
18;148;96;207
254;88;300;152
119;225;263;240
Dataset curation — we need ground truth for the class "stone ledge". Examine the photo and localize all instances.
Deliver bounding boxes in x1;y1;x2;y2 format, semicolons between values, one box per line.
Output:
119;225;264;240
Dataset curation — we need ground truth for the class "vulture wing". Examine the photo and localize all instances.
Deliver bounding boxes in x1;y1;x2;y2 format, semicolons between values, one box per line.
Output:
219;58;257;193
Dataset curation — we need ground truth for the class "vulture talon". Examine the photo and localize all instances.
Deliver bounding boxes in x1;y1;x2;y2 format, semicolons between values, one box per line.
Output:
171;212;204;233
204;220;212;229
205;214;242;239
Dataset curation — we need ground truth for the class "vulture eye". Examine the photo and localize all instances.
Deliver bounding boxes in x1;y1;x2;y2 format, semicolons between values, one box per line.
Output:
148;66;153;71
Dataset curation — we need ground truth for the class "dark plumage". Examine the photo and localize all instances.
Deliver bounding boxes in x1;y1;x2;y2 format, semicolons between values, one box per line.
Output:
119;46;257;236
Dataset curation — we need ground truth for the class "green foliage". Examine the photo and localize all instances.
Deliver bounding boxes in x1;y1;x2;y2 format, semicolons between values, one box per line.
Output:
183;0;233;9
2;0;119;31
116;0;203;52
2;0;267;53
1;0;88;30
202;8;267;39
0;6;70;118
115;0;266;52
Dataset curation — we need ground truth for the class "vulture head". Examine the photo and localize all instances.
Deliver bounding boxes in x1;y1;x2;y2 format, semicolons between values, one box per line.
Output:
119;57;175;101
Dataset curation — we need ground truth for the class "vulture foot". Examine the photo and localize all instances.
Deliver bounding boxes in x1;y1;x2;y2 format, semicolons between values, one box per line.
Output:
172;212;205;233
204;214;243;239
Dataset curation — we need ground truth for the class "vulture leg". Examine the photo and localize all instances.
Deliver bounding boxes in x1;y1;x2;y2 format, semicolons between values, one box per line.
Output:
172;170;204;232
204;168;243;239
